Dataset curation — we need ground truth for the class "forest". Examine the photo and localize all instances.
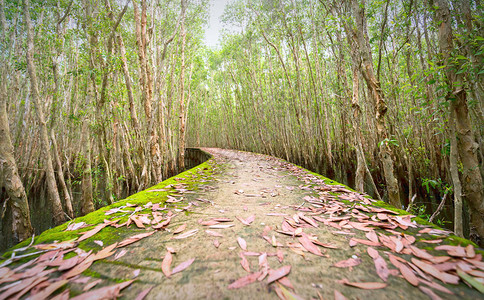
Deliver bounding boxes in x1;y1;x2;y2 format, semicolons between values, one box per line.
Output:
0;0;482;251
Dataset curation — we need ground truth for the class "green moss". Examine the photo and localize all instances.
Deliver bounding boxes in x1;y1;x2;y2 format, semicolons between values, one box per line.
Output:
1;158;214;259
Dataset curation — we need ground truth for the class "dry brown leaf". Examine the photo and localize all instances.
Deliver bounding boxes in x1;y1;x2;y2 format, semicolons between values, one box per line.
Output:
240;253;251;273
172;229;198;240
333;257;362;269
172;258;195;275
208;224;234;229
30;279;68;300
267;265;291;284
206;230;224;237
162;251;173;277
58;256;79;272
237;237;247;251
228;272;263;289
338;278;387;289
172;223;187;234
418;286;443;300
411;258;459;284
70;280;134;300
83;279;103;292
367;247;389;282
135;287;153;300
365;231;379;244
298;233;323;256
118;231;156;248
78;223;109;242
387;253;418;286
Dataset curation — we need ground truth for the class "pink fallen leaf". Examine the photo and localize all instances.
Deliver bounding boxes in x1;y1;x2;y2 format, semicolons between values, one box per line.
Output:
118;231;156;248
387;253;418;286
333;257;362;269
30;279;68;300
205;230;224;237
70;280;134;300
172;223;187;234
83;279;103;291
274;282;303;300
298;233;323;256
237;215;255;226
135;287;153;300
367;247;389;282
58;256;79;272
267;265;291;284
78;223;109;242
114;249;128;260
172;258;195;275
418;286;443;300
228;272;263;289
277;249;284;263
411;258;459;284
162;252;173;277
277;276;294;290
237;237;247;251
349;238;380;247
213;239;221;248
172;229;198;240
334;290;347;300
208;224;234;229
240;253;251;273
338;278;387;289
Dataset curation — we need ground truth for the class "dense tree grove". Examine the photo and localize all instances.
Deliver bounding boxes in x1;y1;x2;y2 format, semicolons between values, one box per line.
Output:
0;0;208;248
188;0;483;243
0;0;483;249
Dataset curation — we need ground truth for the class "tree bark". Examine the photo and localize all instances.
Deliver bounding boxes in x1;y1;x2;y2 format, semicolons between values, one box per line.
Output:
80;119;95;215
178;0;187;170
0;79;33;243
350;0;401;208
23;0;65;225
434;0;484;245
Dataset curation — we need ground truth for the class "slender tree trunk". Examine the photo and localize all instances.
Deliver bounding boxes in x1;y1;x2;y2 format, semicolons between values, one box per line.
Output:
350;0;401;208
449;114;463;237
178;0;187;170
80;119;95;215
51;131;73;218
0;80;33;243
435;0;484;245
23;0;65;225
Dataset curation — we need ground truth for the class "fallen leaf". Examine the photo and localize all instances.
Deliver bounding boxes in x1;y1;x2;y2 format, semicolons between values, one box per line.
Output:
411;258;459;284
465;244;476;258
277;249;284;263
162;251;173;277
70;280;134;300
298;233;323;256
334;290;347;300
114;249;128;260
365;231;379;244
78;223;109;242
208;224;234;229
418;286;443;300
277;277;294;290
83;279;103;291
338;278;387;289
213;239;220;248
387;253;418;286
118;231;156;248
172;223;187;234
172;258;195;275
267;265;291;284
172;229;198;240
237;237;247;251
58;256;79;272
30;279;68;300
349;238;380;247
274;282;303;300
228;272;263;289
333;257;362;269
237;215;256;226
133;269;140;277
240;253;251;272
135;287;153;300
66;222;88;231
206;230;224;237
367;247;389;282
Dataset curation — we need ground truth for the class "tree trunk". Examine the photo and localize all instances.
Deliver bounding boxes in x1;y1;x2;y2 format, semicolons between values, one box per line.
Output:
350;0;401;208
449;114;463;238
51;131;74;218
23;0;65;225
80;119;95;215
435;0;484;245
178;0;187;171
0;80;33;243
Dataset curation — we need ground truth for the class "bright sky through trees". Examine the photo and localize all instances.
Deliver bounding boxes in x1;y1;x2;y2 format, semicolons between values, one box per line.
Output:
205;0;231;47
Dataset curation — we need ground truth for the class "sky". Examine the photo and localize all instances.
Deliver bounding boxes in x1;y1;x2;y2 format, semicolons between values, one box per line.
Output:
204;0;232;48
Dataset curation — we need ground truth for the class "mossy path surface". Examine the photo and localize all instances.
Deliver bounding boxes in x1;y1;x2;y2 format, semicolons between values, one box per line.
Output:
1;148;483;299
